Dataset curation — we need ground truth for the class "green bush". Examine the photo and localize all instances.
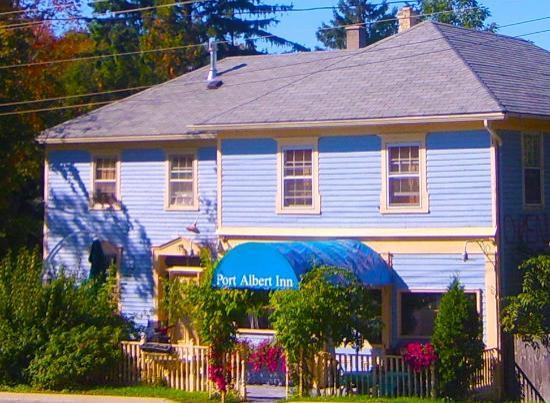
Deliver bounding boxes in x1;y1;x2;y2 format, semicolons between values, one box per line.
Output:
0;248;132;388
28;324;124;390
269;267;381;396
431;278;483;400
501;254;550;348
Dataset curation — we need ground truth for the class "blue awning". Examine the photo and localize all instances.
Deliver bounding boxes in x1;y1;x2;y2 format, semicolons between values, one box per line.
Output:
212;240;392;290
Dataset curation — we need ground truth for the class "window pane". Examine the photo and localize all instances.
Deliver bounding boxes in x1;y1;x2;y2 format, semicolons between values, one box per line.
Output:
401;292;477;337
389;177;420;205
170;181;193;206
366;289;383;344
95;158;117;180
525;168;542;205
388;145;419;174
284;178;313;207
94;182;117;204
283;148;313;208
401;293;441;337
170;156;193;180
524;134;541;168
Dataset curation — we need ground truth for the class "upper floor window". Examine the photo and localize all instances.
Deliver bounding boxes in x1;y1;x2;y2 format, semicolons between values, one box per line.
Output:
277;140;320;214
380;134;428;214
92;156;119;208
388;145;420;206
523;133;543;208
167;153;198;210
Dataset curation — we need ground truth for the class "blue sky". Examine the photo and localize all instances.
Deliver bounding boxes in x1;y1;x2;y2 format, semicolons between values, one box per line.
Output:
261;0;550;51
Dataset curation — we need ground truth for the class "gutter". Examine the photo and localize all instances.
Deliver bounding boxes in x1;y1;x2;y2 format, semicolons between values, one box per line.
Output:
189;112;506;131
484;118;503;352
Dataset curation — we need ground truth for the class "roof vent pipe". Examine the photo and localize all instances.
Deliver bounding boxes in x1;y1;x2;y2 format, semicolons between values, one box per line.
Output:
207;38;218;81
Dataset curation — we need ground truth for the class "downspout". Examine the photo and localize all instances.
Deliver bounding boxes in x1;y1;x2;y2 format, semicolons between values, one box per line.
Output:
484;119;502;353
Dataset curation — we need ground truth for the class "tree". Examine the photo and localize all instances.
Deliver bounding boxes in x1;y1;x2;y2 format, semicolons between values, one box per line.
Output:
502;255;550;348
418;0;495;31
269;267;381;396
431;278;483;400
316;0;397;50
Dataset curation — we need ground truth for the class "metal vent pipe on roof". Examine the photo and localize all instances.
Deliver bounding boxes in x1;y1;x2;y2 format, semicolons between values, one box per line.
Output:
207;38;218;81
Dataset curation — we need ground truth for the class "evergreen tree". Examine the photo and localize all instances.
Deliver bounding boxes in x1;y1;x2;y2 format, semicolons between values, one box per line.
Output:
316;0;397;50
431;278;484;400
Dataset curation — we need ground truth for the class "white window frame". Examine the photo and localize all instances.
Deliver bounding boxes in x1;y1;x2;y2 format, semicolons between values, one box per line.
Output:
90;153;121;210
522;132;544;210
397;288;481;339
380;133;429;214
165;151;199;211
276;138;320;215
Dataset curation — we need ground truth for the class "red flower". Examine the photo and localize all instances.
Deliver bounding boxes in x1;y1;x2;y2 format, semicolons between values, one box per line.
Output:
403;342;437;372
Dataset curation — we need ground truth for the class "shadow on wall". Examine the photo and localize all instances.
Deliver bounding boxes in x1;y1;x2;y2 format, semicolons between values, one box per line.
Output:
47;159;153;323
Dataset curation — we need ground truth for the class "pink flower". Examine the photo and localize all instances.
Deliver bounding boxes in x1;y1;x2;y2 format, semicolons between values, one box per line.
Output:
403;342;437;372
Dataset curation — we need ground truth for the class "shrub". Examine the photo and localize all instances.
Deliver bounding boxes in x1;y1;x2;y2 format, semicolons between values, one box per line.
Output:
0;248;132;388
28;324;124;390
431;278;483;400
269;267;381;396
502;254;550;348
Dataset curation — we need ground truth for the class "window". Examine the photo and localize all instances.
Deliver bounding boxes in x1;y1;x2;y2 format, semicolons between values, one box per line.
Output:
92;156;119;208
399;291;478;337
167;154;197;210
283;148;313;207
380;134;428;214
388;145;420;206
277;140;320;214
523;133;543;207
366;288;383;345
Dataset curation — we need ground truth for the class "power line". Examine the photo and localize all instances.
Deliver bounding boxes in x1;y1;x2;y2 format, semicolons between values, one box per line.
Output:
0;1;471;32
0;85;153;108
0;0;108;17
2;26;549;117
0;100;113;117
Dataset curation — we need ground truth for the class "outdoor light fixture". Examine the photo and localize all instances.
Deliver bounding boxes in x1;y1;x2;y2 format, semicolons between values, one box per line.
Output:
186;213;200;234
462;240;473;262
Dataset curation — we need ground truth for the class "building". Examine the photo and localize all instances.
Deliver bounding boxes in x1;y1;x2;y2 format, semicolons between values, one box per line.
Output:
40;11;550;351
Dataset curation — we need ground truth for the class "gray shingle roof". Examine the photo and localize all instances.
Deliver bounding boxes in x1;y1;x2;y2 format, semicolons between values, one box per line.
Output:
42;21;550;141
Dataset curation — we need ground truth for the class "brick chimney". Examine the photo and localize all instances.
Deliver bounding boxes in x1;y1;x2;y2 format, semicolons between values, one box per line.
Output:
345;24;366;50
397;6;420;33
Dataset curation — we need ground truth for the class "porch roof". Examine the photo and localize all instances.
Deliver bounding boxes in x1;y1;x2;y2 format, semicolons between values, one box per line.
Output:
212;239;392;291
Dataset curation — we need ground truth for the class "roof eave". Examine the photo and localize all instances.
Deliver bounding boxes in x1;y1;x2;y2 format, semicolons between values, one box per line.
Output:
188;112;506;132
39;132;217;145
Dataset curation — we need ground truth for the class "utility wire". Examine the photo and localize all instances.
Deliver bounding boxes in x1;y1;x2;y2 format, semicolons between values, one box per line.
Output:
1;26;548;117
0;85;153;108
0;7;489;69
0;2;475;31
0;0;108;17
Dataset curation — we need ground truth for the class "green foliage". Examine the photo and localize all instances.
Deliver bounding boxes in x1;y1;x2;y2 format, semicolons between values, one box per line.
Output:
501;255;550;348
0;248;131;388
269;267;381;395
418;0;495;31
316;0;397;49
27;324;124;390
431;278;483;400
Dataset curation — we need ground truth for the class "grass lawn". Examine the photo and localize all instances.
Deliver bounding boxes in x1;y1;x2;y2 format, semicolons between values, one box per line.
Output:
0;384;223;402
286;396;441;402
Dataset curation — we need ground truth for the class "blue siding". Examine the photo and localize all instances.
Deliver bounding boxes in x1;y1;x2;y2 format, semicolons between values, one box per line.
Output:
498;130;550;296
391;253;487;344
221;131;492;228
46;147;217;325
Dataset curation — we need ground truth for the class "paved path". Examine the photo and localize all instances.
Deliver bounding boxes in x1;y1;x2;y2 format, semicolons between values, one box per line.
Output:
246;385;286;402
0;393;170;403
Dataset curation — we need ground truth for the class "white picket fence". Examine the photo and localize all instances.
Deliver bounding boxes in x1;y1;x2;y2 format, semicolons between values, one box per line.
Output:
116;341;246;397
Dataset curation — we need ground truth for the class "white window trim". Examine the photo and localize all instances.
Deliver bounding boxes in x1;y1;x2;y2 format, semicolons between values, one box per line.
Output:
165;150;199;211
276;138;321;215
380;133;429;214
90;153;121;210
397;288;482;339
522;132;544;210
